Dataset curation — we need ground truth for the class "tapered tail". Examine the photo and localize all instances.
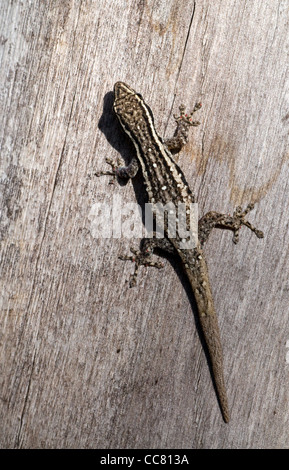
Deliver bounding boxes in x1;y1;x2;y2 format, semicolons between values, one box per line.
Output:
181;248;230;423
197;306;230;423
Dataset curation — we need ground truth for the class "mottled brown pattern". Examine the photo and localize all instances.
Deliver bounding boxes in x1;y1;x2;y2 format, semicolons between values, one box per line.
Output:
97;82;264;423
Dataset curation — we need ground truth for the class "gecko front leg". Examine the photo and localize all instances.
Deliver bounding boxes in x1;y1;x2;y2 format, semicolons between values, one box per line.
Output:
165;103;202;154
95;155;140;184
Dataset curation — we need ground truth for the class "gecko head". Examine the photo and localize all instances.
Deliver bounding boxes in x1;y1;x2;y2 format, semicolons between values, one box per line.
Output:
114;82;136;101
113;82;153;132
113;82;145;131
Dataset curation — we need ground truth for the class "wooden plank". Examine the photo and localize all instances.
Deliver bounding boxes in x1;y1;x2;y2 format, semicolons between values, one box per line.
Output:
0;0;289;448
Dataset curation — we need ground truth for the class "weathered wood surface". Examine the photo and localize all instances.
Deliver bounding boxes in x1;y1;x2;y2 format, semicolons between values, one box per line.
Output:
1;0;289;449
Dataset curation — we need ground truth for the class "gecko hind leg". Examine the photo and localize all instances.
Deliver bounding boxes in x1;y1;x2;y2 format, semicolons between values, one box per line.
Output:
198;203;264;246
119;237;175;287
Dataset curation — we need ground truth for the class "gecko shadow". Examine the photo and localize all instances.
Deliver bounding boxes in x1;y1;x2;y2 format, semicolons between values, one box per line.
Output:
98;90;226;420
98;91;146;199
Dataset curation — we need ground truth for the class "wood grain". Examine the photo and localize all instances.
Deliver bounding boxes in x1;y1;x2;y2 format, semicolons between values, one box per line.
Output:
1;0;289;448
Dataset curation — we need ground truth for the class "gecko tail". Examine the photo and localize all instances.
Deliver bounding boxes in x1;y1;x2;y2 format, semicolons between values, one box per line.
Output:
182;253;230;423
198;305;230;423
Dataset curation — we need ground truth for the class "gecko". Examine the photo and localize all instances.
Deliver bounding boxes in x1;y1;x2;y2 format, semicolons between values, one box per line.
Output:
96;82;264;422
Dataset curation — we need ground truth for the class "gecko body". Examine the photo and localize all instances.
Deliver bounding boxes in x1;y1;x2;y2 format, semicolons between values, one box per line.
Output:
97;82;264;422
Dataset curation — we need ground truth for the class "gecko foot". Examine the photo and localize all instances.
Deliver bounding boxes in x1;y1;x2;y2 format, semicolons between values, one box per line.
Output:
95;157;123;184
119;247;164;287
173;102;202;127
231;203;264;244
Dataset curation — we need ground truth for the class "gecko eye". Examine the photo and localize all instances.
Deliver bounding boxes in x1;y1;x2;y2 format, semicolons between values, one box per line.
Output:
136;93;143;99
